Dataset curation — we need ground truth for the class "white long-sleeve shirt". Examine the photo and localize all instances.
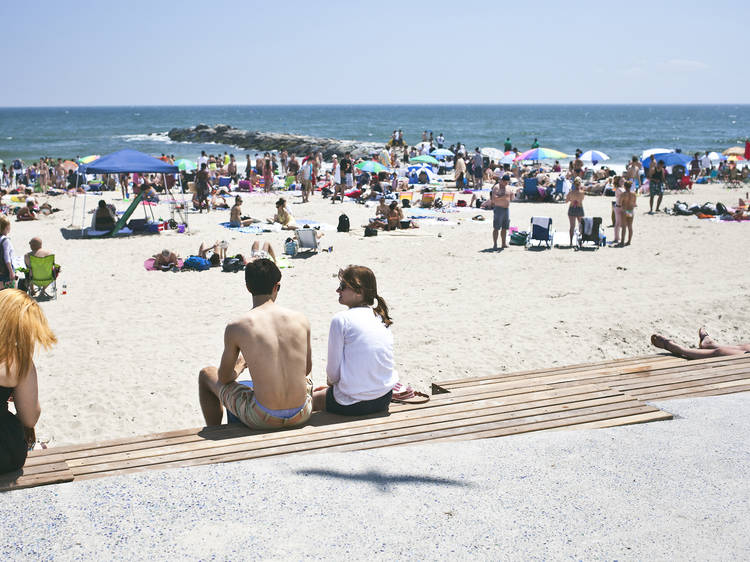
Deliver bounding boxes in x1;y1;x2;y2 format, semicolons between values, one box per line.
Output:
326;307;398;405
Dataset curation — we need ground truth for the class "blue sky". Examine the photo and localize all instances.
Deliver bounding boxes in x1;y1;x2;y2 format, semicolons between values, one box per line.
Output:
1;0;747;106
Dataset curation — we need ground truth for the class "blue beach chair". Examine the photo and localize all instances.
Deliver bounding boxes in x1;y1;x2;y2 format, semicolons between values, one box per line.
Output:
522;177;539;200
526;216;554;249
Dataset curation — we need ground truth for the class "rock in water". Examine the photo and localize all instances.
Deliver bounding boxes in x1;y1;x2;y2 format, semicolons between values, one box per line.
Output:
167;124;385;159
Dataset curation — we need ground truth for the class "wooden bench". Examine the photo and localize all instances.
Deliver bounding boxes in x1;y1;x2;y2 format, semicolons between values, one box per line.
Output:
4;353;749;492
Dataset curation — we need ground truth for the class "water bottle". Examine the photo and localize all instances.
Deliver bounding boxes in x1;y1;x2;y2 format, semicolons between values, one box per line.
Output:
62;283;67;295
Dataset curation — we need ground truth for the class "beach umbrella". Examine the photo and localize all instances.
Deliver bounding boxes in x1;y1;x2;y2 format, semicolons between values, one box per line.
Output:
410;154;440;165
707;151;726;162
641;148;673;160
723;146;744;156
174;158;197;171
61;160;78;171
431;148;454;157
579;150;610;163
78;154;100;164
641;152;691;169
499;152;516;165
481;147;505;160
514;147;569;161
727;155;745;161
355;160;389;173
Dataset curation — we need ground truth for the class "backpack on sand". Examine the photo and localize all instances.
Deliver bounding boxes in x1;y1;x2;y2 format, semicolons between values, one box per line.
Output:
183;256;211;271
337;213;350;232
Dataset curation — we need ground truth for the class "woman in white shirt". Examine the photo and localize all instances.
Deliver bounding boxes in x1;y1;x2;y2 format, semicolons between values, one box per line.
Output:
312;266;397;415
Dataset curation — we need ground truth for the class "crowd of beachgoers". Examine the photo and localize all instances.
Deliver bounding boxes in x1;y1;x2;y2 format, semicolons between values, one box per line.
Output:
1;131;750;476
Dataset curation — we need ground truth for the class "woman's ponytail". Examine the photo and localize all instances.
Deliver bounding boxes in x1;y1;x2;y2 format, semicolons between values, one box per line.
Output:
373;293;393;327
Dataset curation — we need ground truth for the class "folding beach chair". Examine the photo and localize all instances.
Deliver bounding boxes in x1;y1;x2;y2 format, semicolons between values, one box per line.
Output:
525;216;554;249
438;192;455;207
553;177;569;201
399;192;414;206
418;192;436;208
218;176;231;188
577;217;603;250
522;177;540;200
295;229;319;253
27;254;58;300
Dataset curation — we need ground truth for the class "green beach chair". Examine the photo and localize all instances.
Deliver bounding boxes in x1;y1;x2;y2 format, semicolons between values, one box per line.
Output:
27;254;59;300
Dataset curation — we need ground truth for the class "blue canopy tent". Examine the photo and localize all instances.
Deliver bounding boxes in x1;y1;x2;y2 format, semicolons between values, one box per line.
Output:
641;152;692;173
74;149;184;236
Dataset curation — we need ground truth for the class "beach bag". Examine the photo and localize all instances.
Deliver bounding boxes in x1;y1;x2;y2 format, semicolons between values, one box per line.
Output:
401;198;411;208
700;202;717;215
364;226;378;237
510;231;528;245
222;257;244;273
456;199;467;207
183;256;211;271
284;239;298;256
337;213;350;232
391;382;430;404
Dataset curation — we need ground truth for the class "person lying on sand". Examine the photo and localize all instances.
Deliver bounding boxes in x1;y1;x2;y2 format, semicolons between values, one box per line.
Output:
244;241;277;264
15;201;37;221
198;259;313;429
198;240;227;267
153;249;179;271
651;327;750;359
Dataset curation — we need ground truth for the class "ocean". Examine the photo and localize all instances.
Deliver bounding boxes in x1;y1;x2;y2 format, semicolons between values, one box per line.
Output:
1;105;748;167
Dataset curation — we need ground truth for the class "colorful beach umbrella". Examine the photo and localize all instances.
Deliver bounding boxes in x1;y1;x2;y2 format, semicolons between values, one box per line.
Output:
174;158;197;171
514;147;569;161
355;160;389;173
410;154;439;165
61;160;78;171
579;150;610;163
727;155;745;161
78;154;100;164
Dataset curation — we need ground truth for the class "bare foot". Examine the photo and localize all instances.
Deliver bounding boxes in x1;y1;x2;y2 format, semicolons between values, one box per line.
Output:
698;327;715;348
651;334;671;350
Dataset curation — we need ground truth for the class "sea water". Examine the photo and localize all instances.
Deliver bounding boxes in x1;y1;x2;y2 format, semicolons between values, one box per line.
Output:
1;104;748;167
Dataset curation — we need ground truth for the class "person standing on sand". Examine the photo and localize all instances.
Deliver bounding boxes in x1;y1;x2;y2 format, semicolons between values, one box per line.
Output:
198;259;313;429
649;159;666;213
263;153;273;193
280;150;288;175
196;163;211;213
491;173;514;251
619;180;637;246
331;154;342;203
612;176;625;244
454;153;466;188
626;156;642;188
472;148;484;189
340;152;354;195
566;177;585;247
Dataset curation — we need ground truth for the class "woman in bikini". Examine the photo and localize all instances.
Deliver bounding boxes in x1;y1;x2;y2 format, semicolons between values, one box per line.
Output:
565;177;585;247
620;180;637;246
652;327;750;359
612;176;625;244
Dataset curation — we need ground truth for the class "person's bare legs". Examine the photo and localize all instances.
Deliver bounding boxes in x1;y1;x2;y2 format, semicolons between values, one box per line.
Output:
492;228;499;250
568;215;576;246
500;226;508;249
251;240;260;254
651;334;748;359
198;366;225;426
262;242;276;263
656;193;663;212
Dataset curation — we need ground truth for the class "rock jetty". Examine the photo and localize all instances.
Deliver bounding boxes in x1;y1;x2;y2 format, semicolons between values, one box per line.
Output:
167;124;385;159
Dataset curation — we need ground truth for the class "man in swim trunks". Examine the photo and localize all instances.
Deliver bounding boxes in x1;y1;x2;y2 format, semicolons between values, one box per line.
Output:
651;327;750;360
198;259;313;429
491;173;514;251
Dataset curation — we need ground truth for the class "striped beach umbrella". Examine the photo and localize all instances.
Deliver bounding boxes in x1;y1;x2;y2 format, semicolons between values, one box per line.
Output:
514;147;569;161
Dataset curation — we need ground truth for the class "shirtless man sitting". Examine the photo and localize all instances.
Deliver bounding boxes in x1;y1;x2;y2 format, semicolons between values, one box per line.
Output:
198;259;313;429
153;249;179;270
651;327;750;360
229;196;259;227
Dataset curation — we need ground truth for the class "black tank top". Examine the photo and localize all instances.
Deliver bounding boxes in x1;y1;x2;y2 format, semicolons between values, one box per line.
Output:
0;385;28;473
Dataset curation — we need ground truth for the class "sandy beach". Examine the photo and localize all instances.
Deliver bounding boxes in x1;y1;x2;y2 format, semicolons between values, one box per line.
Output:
0;180;744;446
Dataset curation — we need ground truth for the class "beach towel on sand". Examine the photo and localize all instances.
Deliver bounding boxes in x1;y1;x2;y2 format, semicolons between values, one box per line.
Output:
220;222;265;234
144;258;184;271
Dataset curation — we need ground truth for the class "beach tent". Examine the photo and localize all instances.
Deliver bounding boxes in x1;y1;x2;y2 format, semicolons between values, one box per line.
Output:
75;149;183;236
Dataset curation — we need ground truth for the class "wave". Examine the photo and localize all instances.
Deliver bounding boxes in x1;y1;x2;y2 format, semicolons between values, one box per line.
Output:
117;132;173;144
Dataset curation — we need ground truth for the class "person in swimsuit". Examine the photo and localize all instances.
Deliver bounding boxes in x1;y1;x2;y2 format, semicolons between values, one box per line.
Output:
312;266;397;416
153;249;180;270
651;327;750;360
198;259;313;429
490;173;514;251
246;241;276;264
649;159;666;213
268;198;297;230
0;289;56;473
612;176;625;244
619;180;637;246
566;177;585;247
229;196;259;227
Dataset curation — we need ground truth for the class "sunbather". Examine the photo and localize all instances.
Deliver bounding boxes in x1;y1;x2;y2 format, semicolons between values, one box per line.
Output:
229;196;258;227
153;249;180;271
312;266;397;415
197;241;226;267
245;241;277;264
651;327;750;359
198;259;313;429
0;289;56;473
268;198;297;230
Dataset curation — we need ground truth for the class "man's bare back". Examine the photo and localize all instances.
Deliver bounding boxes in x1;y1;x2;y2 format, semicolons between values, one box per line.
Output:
219;301;311;410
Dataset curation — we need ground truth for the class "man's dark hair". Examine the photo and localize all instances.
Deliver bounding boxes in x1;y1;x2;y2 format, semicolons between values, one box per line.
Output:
245;258;281;295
